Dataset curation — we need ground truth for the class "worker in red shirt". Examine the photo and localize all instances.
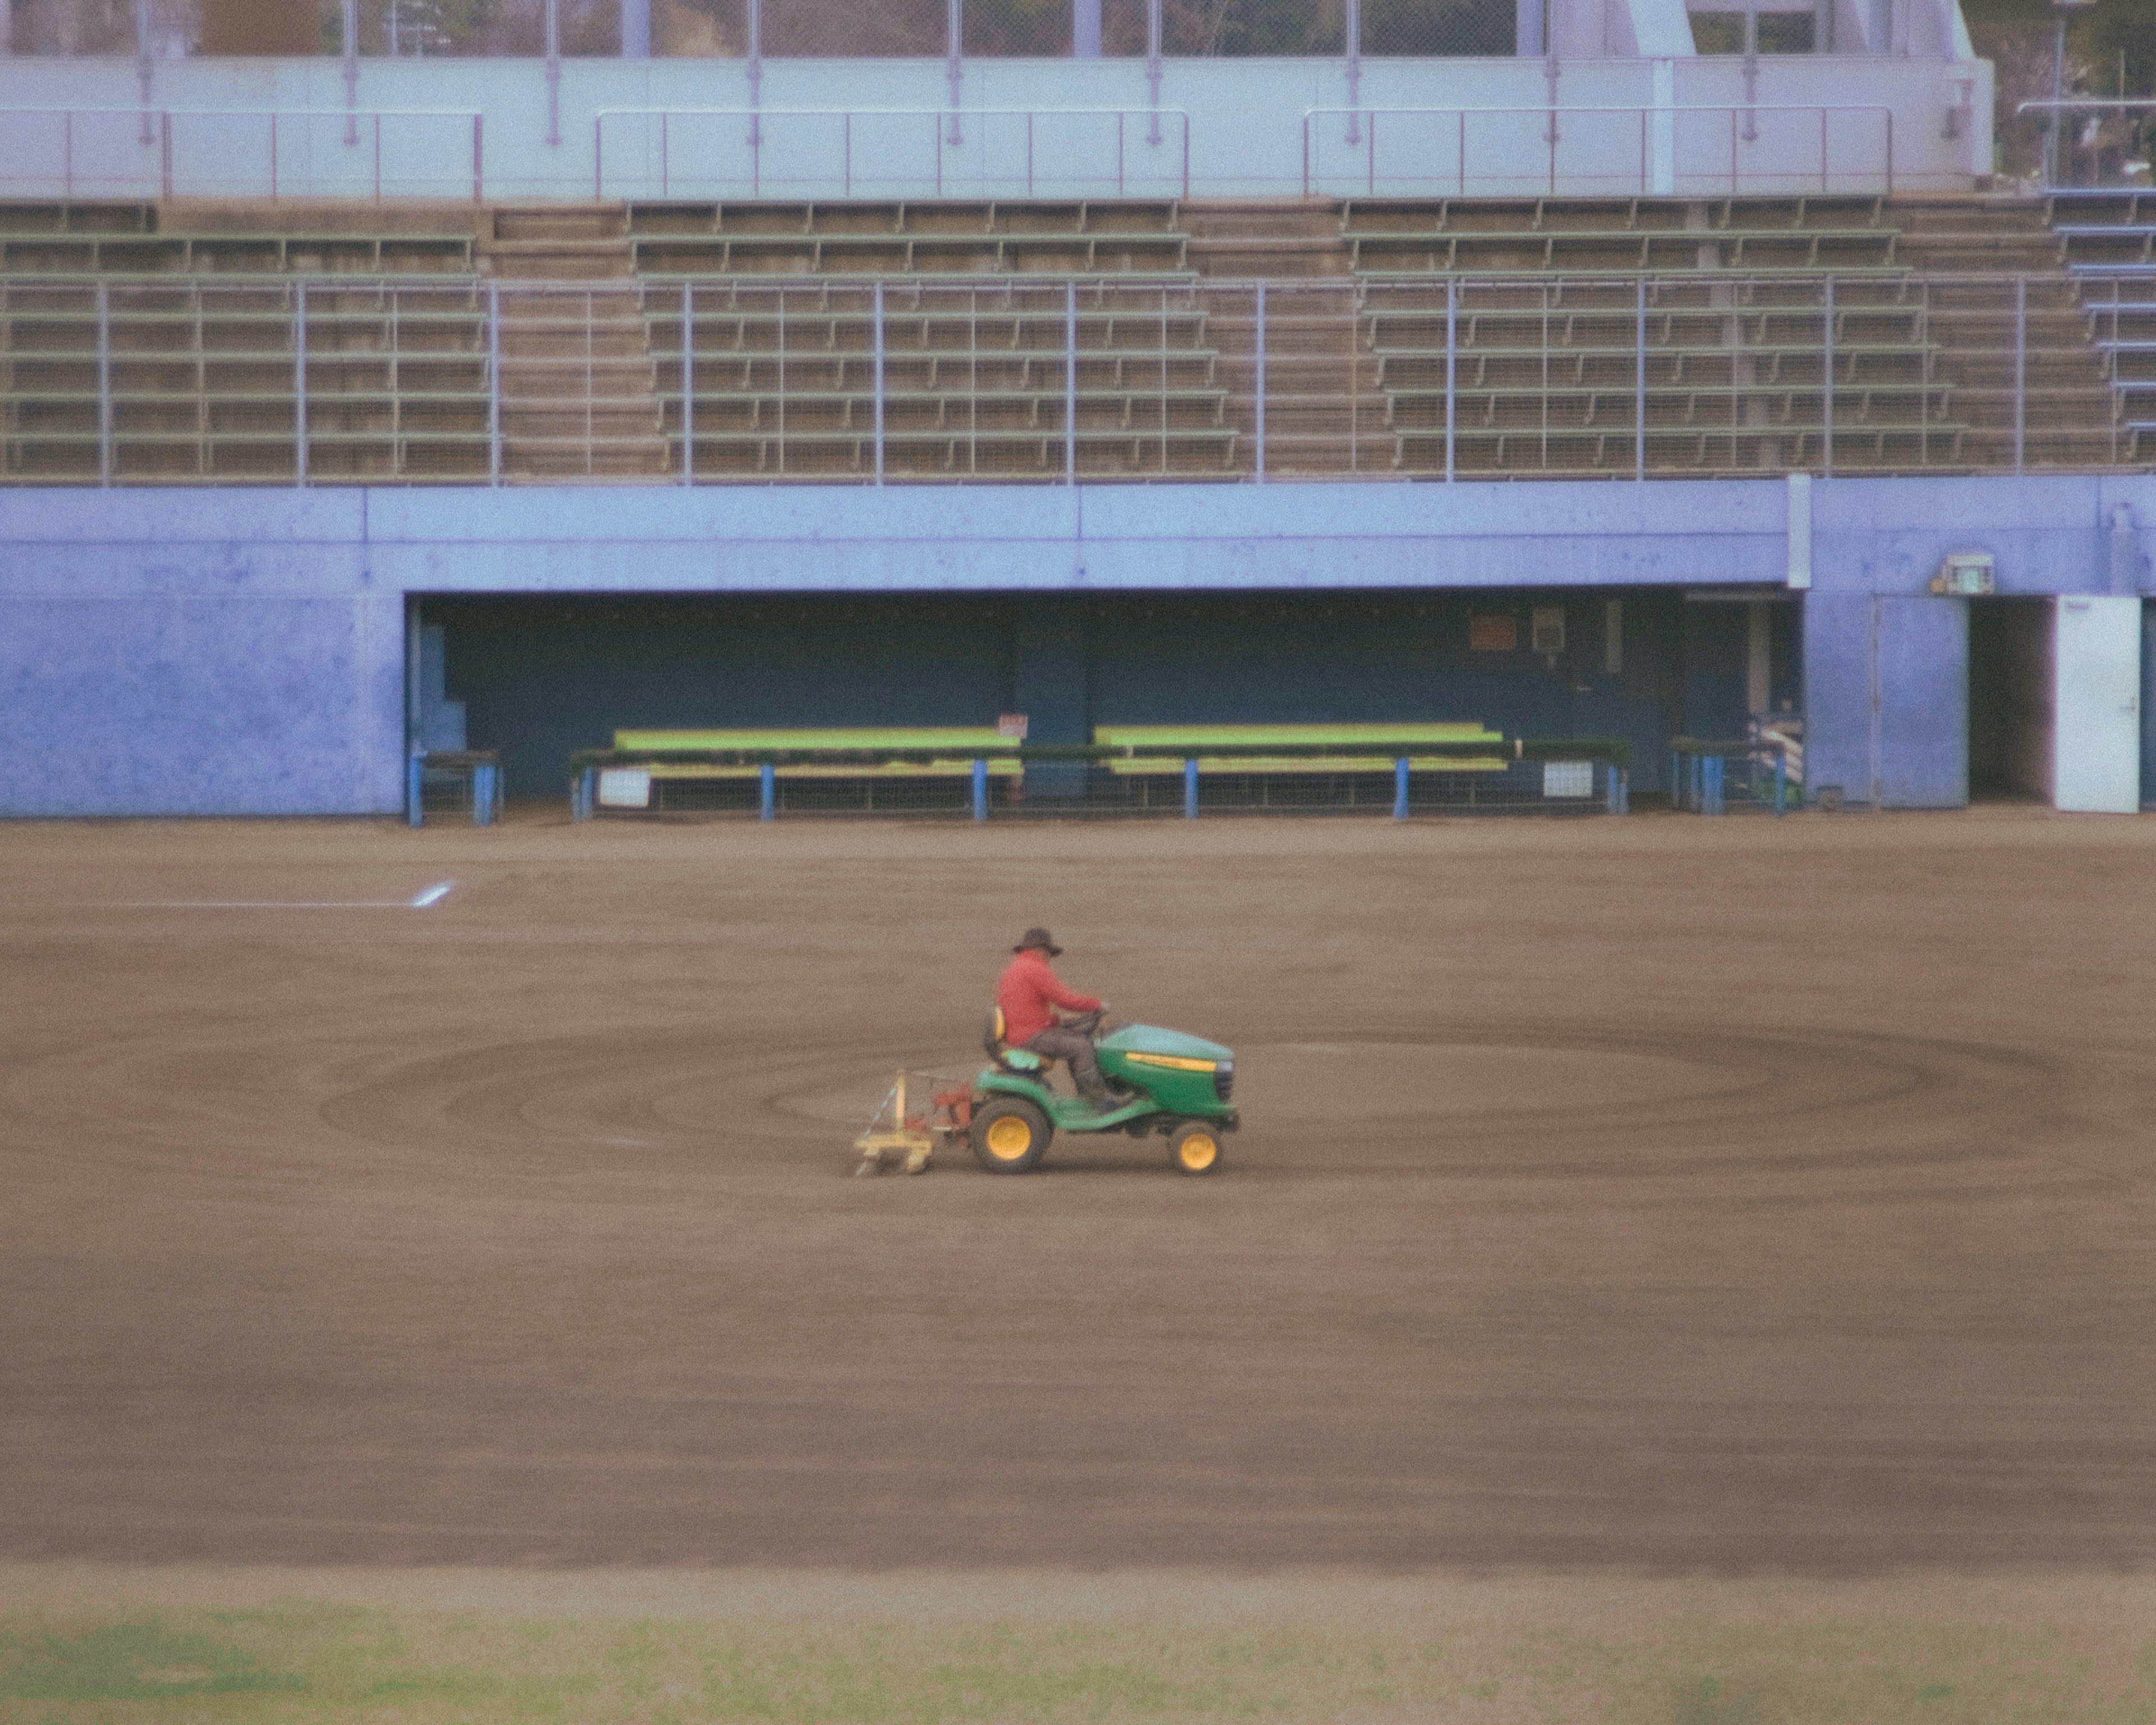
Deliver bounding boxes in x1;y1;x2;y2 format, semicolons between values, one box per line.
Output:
997;927;1111;1107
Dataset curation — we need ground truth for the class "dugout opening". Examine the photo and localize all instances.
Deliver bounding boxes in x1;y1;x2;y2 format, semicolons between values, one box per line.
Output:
417;589;1707;804
1966;597;2053;803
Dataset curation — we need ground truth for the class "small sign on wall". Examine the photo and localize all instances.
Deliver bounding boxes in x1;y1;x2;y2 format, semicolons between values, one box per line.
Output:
1542;761;1593;798
1469;614;1518;652
597;768;653;809
1531;605;1567;655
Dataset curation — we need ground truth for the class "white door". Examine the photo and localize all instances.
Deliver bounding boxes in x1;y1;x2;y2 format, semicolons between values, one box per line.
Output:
2053;596;2143;814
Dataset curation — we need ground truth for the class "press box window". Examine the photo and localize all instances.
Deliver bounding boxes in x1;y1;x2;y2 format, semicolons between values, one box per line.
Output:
1689;11;1744;52
1689;9;1814;52
1755;11;1815;52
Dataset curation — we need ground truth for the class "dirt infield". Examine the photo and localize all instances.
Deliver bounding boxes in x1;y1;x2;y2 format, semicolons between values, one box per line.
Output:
4;809;2155;1574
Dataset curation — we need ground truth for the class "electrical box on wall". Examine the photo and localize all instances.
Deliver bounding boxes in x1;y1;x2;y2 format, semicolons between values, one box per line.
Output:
1930;552;1995;596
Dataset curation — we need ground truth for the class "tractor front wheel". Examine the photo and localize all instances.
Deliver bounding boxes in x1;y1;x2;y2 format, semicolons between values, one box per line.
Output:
1169;1120;1224;1176
971;1096;1053;1174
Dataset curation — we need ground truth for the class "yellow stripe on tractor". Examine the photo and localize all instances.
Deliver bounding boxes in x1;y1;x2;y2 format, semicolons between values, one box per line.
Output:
1123;1051;1219;1073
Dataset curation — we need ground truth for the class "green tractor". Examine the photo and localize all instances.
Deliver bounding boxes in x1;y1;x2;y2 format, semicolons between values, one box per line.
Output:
972;1008;1237;1176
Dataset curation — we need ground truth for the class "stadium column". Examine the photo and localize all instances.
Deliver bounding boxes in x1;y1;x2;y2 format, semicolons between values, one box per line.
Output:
622;0;649;55
1073;0;1100;55
1516;0;1545;53
1011;603;1089;798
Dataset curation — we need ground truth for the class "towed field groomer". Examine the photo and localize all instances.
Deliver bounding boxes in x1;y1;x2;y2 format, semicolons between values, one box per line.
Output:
996;928;1110;1108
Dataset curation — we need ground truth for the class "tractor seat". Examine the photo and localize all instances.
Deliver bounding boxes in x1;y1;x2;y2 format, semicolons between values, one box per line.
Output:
984;1006;1052;1075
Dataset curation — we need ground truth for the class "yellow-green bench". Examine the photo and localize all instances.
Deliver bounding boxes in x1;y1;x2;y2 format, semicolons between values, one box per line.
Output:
1094;722;1509;771
575;727;1024;819
1092;723;1510;816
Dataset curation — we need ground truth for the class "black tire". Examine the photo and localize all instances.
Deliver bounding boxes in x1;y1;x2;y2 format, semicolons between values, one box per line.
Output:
1168;1119;1225;1176
971;1096;1053;1174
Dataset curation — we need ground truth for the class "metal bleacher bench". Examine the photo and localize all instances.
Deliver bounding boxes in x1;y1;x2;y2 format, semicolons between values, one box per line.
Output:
1092;722;1510;775
1095;723;1519;818
572;727;1023;820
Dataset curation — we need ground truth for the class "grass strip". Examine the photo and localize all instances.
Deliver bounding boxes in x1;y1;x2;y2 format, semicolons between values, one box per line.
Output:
2;1600;2154;1724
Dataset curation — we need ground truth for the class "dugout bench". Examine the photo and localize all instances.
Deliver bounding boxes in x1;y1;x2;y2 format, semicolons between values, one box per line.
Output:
568;725;1632;819
1093;724;1628;815
573;728;1023;821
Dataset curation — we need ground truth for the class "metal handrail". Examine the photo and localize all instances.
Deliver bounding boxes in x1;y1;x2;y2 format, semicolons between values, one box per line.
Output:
0;106;487;202
1301;103;1895;197
6;269;2149;488
592;107;1191;201
2016;98;2156;192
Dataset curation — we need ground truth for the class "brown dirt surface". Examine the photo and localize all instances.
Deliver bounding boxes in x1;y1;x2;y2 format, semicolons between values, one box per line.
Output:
3;808;2155;1574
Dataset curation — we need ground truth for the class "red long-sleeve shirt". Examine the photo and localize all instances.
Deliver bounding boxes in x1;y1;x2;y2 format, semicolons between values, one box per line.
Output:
997;949;1100;1047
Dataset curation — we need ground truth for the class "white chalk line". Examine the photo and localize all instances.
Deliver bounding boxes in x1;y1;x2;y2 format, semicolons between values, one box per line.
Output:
102;881;456;910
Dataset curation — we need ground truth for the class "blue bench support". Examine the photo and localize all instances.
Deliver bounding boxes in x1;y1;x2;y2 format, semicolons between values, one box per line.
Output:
1183;758;1199;818
1393;757;1409;820
412;750;503;827
1606;766;1629;815
971;757;989;822
759;761;776;822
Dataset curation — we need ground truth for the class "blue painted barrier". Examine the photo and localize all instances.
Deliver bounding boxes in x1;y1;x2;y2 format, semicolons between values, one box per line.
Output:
407;752;426;828
971;757;988;822
1392;757;1410;820
759;761;776;822
1183;758;1199;819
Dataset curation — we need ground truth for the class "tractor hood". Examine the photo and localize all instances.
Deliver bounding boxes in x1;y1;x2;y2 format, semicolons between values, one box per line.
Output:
1098;1024;1234;1065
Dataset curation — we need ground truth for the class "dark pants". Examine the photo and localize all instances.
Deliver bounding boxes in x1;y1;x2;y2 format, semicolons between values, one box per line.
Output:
1024;1026;1108;1102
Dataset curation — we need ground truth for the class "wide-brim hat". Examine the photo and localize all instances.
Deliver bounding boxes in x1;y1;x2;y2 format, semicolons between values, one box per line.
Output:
1014;927;1063;956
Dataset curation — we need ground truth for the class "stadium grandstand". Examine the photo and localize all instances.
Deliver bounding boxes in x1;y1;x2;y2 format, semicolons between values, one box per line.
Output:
0;0;2151;817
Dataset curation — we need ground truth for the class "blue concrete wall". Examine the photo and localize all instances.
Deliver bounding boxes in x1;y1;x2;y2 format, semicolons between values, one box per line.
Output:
0;494;403;817
2;474;2152;816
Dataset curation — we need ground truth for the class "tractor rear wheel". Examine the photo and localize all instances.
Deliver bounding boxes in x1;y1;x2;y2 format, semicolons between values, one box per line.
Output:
1169;1119;1224;1176
971;1096;1053;1174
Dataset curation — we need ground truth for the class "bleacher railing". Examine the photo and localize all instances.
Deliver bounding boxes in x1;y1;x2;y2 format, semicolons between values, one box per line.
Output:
0;107;488;202
2;271;2146;487
1301;105;1897;199
2016;99;2156;192
593;107;1192;201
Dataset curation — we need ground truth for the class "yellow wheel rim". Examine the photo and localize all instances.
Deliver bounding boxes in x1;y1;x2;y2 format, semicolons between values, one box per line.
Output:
1177;1132;1219;1172
984;1115;1034;1161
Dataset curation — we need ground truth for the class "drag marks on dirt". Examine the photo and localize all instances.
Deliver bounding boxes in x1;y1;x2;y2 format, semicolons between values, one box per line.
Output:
313;1031;935;1167
297;1019;2092;1210
1235;1025;2088;1207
